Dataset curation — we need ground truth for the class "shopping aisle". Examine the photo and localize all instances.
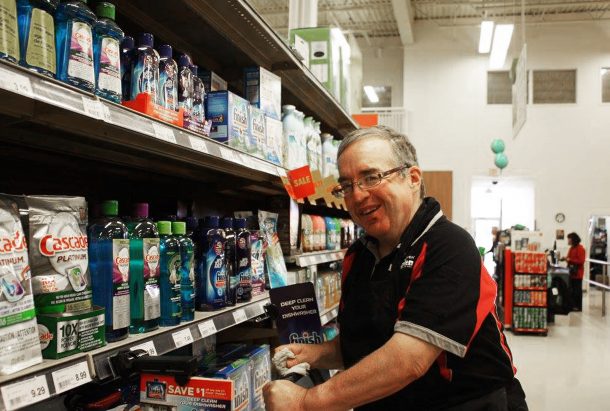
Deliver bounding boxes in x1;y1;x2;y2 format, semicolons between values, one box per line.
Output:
506;289;610;410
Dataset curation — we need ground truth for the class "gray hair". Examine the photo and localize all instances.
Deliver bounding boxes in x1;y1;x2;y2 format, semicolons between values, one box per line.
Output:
337;125;426;198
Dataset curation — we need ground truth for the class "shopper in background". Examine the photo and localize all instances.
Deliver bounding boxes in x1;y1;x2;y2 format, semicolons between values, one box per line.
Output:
565;232;586;311
264;126;527;411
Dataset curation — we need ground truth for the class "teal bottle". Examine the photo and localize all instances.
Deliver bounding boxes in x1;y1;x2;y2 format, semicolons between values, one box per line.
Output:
157;221;181;326
0;0;19;63
173;221;195;321
127;203;160;334
55;0;96;92
93;2;123;103
17;0;58;77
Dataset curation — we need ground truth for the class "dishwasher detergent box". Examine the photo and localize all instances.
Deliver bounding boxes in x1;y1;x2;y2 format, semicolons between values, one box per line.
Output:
207;91;250;152
241;345;271;411
248;105;266;159
264;115;283;166
244;66;281;120
206;358;251;411
199;70;228;93
140;373;233;411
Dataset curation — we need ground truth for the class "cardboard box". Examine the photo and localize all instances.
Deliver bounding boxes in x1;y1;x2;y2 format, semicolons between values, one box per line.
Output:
248;105;266;159
207;358;251;411
244;66;282;121
199;71;228;93
207;91;250;151
241;345;271;411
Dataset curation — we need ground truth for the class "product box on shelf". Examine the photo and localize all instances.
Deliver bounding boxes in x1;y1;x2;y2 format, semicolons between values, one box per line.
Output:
206;358;251;411
514;251;546;274
264;116;283;166
248;105;266;159
140;373;233;411
123;92;185;127
244;66;282;120
250;230;266;296
241;345;271;411
207;91;250;151
199;70;228;93
37;305;105;359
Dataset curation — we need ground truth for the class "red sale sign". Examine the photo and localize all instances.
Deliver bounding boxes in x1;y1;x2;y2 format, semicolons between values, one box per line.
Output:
286;165;316;199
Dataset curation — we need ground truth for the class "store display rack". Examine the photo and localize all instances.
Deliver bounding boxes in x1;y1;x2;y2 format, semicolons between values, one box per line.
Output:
320;303;340;326
285;249;347;267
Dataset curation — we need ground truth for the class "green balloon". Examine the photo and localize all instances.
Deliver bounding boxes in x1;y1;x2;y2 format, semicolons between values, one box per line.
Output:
495;153;509;169
491;139;505;154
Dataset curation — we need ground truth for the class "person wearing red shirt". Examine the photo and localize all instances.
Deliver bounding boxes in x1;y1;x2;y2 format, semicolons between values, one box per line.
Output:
566;232;586;311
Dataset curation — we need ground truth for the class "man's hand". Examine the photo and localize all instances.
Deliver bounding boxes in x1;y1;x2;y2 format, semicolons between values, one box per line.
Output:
274;344;317;369
263;380;308;411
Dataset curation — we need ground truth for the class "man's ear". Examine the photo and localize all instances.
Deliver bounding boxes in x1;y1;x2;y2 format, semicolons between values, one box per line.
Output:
408;166;422;190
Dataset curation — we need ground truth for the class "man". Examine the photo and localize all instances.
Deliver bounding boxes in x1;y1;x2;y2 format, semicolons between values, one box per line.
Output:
263;126;525;410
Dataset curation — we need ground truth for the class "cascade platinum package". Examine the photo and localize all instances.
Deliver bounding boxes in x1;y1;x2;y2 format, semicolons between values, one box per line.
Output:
258;210;287;288
26;196;92;314
0;195;43;375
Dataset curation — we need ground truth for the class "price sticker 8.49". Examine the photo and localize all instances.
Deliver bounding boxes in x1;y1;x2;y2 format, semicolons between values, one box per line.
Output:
1;375;50;410
51;361;91;394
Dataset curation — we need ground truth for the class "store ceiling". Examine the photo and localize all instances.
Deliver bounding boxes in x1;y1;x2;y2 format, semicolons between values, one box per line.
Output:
248;0;610;41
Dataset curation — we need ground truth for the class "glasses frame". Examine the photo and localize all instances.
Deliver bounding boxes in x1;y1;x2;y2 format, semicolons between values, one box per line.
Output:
332;164;411;198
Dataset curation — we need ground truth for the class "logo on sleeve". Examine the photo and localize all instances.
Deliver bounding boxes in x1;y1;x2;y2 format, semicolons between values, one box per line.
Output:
400;256;415;269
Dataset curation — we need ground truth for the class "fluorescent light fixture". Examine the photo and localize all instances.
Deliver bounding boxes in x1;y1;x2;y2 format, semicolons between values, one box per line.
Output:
478;21;494;53
489;24;514;69
364;86;379;103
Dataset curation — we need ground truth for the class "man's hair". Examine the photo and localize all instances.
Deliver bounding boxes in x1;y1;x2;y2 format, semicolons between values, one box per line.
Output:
337;125;426;198
567;232;581;246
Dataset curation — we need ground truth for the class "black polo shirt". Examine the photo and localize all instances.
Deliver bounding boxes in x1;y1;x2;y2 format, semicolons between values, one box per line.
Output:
338;197;515;410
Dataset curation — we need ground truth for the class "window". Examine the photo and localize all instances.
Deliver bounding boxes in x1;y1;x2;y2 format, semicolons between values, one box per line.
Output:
533;69;576;104
601;68;610;103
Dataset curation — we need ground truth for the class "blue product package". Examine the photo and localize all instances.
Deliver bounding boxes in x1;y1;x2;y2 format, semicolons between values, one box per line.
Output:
207;358;251;411
257;210;287;289
248;105;265;158
242;345;271;411
243;66;281;120
207;91;250;151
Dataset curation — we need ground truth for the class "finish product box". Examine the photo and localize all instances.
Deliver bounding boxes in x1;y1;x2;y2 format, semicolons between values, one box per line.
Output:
207;358;251;411
242;345;271;411
37;305;105;359
244;66;281;120
207;91;250;152
199;70;228;93
265;116;283;166
248;105;266;159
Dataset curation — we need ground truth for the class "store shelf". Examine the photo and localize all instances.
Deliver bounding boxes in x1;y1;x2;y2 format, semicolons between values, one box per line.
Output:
511;328;548;336
514;271;547;275
513;303;547;308
514;287;547;291
285;250;346;267
0;294;270;410
111;0;358;138
320;303;340;325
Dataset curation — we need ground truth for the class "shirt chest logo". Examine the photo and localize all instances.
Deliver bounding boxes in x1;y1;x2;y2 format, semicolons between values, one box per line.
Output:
400;255;415;270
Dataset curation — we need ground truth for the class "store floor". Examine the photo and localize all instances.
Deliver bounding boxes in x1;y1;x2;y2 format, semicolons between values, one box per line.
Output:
506;288;610;411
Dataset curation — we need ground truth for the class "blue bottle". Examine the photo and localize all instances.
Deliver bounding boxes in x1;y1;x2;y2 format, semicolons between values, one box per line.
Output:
197;216;226;311
158;44;178;111
131;32;159;103
127;203;160;334
93;2;123;103
55;0;96;92
119;35;133;101
157;221;181;326
234;218;252;302
222;217;237;306
88;200;130;342
190;64;205;123
177;53;193;120
0;0;19;63
17;0;58;77
173;221;195;321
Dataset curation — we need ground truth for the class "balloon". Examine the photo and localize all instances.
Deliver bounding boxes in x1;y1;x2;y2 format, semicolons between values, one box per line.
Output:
491;139;505;154
495;153;509;169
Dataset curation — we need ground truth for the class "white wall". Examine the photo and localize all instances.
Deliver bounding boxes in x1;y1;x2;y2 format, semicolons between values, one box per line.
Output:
359;37;404;107
404;20;610;251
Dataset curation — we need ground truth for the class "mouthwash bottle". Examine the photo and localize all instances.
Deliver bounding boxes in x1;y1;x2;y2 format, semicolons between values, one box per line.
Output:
127;203;160;334
119;35;133;100
93;2;123;103
157;44;177;111
55;0;96;92
131;32;159;103
190;64;205;123
197;216;226;311
88;200;130;342
16;0;58;77
173;221;194;321
222;217;237;306
0;0;19;63
177;53;193;120
234;218;252;302
157;221;181;326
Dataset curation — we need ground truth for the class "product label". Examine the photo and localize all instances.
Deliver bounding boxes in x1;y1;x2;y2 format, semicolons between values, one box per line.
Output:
78;312;104;351
112;239;130;330
56;318;78;354
132;52;158;103
250;235;265;295
67;21;94;84
178;66;193;116
143;238;160;321
205;236;225;305
229;96;249;151
236;234;251;299
233;371;250;411
249;108;265;156
98;36;121;94
0;0;19;61
167;251;182;318
192;78;204;122
159;62;178;110
0;319;41;375
25;8;55;73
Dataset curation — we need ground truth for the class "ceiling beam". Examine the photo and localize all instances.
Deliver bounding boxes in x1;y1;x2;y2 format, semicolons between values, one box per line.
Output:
392;0;415;44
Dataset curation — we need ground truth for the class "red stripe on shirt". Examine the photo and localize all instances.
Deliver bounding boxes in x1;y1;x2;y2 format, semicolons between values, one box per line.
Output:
340;252;356;312
397;243;428;318
491;307;517;375
436;351;453;381
467;263;498;349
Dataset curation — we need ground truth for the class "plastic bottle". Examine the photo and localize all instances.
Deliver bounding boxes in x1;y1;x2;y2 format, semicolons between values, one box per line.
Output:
172;221;194;321
234;218;252;302
333;217;342;250
119;35;133;101
331;139;340;178
0;0;19;63
177;54;193;121
324;217;336;251
131;32;159;103
17;0;58;77
157;44;178;111
197;216;227;311
92;2;122;102
157;221;181;327
304;116;315;171
222;217;238;306
294;109;306;167
88;200;130;342
301;214;313;253
313;120;323;172
190;64;205;123
321;133;334;178
127;203;160;334
312;215;326;251
282;105;299;170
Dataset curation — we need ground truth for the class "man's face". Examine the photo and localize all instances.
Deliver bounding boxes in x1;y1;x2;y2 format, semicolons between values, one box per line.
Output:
338;137;421;249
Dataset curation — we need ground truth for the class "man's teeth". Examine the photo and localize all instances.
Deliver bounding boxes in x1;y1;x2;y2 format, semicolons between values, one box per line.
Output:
361;206;379;216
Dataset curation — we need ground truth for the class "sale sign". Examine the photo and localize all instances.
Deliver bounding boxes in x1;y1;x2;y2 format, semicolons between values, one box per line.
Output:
286;165;316;199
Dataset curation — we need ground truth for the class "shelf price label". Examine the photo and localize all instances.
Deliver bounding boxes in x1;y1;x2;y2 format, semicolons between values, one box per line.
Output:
219;147;240;163
1;375;50;410
232;309;248;324
152;122;177;144
81;97;107;120
131;340;158;356
198;320;217;338
189;136;209;154
172;328;194;348
0;68;33;98
51;361;91;394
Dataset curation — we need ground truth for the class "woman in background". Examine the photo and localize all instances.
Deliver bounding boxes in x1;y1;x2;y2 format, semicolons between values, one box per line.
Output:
566;232;586;311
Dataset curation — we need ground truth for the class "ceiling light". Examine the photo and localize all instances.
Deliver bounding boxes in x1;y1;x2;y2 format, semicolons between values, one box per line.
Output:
478;21;494;54
363;86;379;103
489;24;514;69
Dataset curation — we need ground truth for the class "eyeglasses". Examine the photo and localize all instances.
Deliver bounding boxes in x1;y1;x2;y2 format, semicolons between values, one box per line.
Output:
331;164;411;198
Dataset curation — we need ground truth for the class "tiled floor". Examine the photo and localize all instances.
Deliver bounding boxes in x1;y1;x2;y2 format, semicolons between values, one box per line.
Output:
506;288;610;411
